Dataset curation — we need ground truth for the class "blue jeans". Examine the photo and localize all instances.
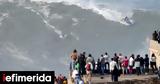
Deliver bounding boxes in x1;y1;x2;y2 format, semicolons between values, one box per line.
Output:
75;77;81;84
122;67;128;74
101;64;105;75
140;66;144;74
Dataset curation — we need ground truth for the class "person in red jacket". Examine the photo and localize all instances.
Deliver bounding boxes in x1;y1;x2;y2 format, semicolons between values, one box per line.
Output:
122;56;129;75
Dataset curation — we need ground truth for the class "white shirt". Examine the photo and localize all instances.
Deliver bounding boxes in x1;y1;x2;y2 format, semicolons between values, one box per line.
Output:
72;70;79;79
134;61;140;67
110;61;118;71
104;55;109;62
86;57;93;64
151;57;156;62
119;56;124;63
129;57;134;66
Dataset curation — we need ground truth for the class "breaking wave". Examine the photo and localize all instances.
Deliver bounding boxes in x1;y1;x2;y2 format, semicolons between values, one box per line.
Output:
30;0;160;25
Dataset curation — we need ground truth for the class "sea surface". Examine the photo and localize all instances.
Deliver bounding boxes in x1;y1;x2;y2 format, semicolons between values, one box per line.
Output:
0;0;160;76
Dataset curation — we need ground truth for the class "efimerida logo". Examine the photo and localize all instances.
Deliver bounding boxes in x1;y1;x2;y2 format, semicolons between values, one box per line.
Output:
3;74;51;82
0;71;55;84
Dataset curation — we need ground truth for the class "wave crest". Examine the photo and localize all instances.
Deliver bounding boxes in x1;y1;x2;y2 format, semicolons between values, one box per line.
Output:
30;0;135;25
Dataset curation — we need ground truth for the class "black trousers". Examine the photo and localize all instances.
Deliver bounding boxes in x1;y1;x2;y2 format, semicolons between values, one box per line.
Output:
136;67;140;75
111;71;118;82
145;65;149;73
79;63;86;75
150;62;157;73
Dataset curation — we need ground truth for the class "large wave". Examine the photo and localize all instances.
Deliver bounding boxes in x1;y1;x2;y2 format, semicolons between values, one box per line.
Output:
30;0;160;26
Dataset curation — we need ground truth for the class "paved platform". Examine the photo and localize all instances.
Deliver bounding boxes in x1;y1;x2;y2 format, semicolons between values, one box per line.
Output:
91;74;157;84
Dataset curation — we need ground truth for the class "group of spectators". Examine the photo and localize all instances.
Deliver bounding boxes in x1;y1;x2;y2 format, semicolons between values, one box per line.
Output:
54;74;68;84
69;49;159;84
152;30;160;43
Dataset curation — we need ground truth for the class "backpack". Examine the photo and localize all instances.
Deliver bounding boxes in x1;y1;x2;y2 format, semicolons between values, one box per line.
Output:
123;59;128;67
86;63;91;71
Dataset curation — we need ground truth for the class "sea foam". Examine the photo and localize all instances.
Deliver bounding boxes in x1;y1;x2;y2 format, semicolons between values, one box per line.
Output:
30;0;134;26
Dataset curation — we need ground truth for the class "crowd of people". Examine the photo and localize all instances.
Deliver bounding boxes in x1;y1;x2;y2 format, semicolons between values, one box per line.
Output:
152;30;160;43
69;49;160;84
54;74;68;84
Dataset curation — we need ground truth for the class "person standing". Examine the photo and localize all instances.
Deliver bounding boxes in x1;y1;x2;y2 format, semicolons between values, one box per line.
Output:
110;58;119;82
118;53;124;69
114;53;119;64
70;49;78;62
78;53;86;76
85;62;93;84
122;56;129;75
104;52;110;73
86;54;94;64
150;53;157;73
153;30;158;41
97;58;101;74
135;55;141;75
82;52;86;75
144;54;149;75
129;54;134;74
100;54;105;75
140;57;145;74
70;49;78;77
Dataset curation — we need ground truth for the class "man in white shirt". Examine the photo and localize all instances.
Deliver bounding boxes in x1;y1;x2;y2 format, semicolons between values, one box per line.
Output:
110;58;119;82
104;52;110;72
110;59;118;71
129;55;134;74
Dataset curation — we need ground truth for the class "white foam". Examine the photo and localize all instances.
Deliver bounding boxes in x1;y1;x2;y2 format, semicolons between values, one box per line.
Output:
5;0;159;26
39;5;50;18
42;19;64;39
50;13;63;20
3;42;34;63
72;18;79;26
24;7;65;39
0;13;9;26
30;0;134;26
70;32;79;40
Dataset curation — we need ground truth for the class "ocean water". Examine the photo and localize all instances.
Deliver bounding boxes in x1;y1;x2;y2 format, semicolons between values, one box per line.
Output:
0;0;160;76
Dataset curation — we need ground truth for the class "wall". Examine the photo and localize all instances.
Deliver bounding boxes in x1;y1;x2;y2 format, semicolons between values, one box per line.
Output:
149;40;160;68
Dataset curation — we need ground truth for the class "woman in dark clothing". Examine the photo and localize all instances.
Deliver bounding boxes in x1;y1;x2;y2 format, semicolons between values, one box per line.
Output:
144;54;149;74
114;53;119;64
97;58;101;74
78;53;86;76
140;57;145;74
135;55;141;75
